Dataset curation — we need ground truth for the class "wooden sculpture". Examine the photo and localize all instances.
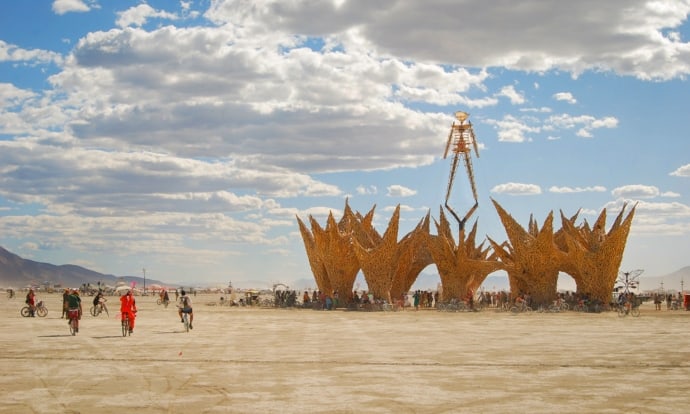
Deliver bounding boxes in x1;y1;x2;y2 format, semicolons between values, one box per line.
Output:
389;213;434;301
487;199;566;306
350;205;402;302
296;215;332;294
427;208;501;301
443;111;480;232
556;203;637;305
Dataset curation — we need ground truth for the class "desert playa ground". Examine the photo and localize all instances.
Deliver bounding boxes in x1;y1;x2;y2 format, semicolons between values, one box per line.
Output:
1;292;689;414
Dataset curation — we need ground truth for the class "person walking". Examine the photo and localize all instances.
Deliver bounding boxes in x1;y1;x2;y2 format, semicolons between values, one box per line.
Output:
61;288;70;319
119;290;138;334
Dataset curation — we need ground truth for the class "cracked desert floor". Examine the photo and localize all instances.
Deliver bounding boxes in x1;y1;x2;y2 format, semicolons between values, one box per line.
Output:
1;293;689;414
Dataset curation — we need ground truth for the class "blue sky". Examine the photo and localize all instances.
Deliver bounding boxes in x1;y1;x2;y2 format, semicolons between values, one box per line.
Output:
1;0;689;290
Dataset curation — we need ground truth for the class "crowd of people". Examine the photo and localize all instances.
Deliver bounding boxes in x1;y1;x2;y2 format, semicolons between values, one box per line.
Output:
252;288;685;313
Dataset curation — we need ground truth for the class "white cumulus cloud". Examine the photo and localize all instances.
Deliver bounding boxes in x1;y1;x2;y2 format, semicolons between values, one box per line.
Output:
387;185;417;197
52;0;91;15
490;182;542;195
612;184;660;199
553;92;577;104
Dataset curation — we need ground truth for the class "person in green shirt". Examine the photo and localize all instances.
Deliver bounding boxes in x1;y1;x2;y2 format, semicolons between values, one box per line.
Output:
66;290;83;332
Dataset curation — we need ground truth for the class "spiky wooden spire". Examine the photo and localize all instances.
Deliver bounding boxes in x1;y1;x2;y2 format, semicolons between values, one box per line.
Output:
427;208;501;301
488;199;565;305
296;215;332;294
558;203;636;304
340;199;380;249
319;212;360;300
390;212;434;300
351;205;401;301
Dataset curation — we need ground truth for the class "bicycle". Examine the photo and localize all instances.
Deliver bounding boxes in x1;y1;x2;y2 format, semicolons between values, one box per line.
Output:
617;304;640;317
156;298;170;308
68;308;80;335
182;311;190;332
121;314;131;337
90;300;109;317
510;301;533;314
21;300;48;317
438;298;466;312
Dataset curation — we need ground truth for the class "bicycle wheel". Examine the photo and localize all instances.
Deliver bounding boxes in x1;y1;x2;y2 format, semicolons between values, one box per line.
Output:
122;318;129;337
510;306;519;314
617;307;626;317
156;298;162;305
37;306;48;317
631;307;640;317
90;305;98;316
20;306;31;317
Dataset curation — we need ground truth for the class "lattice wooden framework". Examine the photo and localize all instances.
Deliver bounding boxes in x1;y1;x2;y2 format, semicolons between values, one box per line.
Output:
298;198;636;308
298;200;435;302
389;213;434;301
487;199;565;306
427;208;501;301
339;201;380;249
297;211;361;299
296;215;332;294
556;203;636;304
350;205;401;301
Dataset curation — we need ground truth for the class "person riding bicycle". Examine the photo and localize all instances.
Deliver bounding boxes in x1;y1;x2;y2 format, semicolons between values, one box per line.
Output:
66;289;82;332
93;290;107;313
178;290;194;330
120;290;138;334
26;288;36;317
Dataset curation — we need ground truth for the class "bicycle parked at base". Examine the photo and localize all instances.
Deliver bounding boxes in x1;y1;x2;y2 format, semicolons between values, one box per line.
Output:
617;303;640;317
510;300;533;314
538;298;570;313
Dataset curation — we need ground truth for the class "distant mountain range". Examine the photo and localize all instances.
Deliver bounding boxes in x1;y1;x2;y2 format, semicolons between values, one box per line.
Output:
0;246;166;289
639;266;690;292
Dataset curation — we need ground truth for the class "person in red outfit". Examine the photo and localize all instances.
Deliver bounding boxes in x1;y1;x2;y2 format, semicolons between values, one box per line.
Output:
26;288;36;317
119;290;138;334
